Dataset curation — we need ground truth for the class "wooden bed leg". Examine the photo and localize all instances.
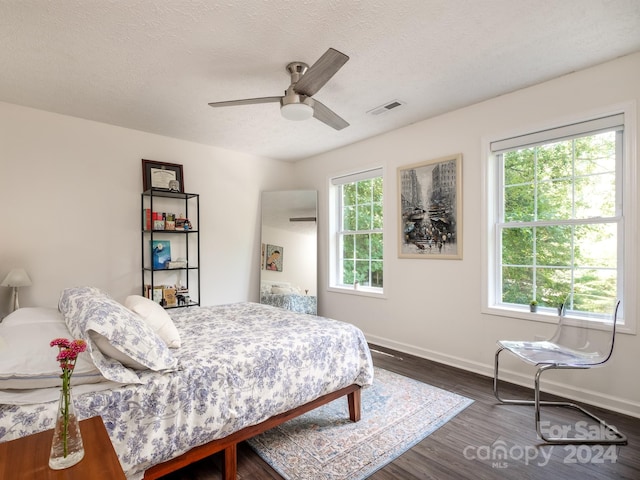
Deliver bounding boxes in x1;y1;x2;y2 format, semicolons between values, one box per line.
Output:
222;443;237;480
347;388;362;422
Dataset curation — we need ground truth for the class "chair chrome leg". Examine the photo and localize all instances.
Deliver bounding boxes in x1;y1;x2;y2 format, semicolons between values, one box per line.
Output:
534;365;627;445
494;348;627;445
494;347;535;405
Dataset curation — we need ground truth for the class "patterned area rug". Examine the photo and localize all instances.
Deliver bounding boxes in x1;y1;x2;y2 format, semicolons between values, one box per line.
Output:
247;367;473;480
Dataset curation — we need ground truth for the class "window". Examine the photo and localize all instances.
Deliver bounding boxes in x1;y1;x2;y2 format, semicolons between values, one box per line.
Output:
330;168;384;293
485;111;635;326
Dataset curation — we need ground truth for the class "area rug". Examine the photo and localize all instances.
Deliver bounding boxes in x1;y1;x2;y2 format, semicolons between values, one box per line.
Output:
247;367;473;480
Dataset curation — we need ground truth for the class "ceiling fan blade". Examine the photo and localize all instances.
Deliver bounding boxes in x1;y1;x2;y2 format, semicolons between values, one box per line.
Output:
208;96;282;107
293;48;349;97
312;99;349;130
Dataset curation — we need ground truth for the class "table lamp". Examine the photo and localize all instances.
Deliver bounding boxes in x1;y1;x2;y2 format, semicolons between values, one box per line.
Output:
1;268;32;313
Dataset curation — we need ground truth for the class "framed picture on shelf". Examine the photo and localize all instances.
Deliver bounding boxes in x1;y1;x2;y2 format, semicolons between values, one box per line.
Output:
142;159;184;192
151;240;172;269
152;286;163;304
398;153;462;259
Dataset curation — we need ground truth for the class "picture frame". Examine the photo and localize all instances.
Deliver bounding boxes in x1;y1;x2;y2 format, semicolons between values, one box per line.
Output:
151;240;172;269
142;159;185;192
398;153;462;259
265;244;284;272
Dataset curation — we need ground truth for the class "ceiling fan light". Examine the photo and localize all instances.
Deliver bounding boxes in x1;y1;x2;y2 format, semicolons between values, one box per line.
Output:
281;102;314;121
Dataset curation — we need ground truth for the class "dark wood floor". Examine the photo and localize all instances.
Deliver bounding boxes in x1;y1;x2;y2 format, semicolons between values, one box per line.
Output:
162;344;640;480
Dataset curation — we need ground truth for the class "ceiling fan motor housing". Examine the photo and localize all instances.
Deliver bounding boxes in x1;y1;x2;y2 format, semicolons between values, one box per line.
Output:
281;92;314;120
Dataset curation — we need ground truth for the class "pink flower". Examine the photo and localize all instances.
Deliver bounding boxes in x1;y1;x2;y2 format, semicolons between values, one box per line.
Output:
50;338;72;348
70;339;87;355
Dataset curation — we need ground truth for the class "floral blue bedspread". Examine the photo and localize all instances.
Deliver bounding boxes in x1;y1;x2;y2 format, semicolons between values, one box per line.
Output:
0;302;374;479
260;293;317;314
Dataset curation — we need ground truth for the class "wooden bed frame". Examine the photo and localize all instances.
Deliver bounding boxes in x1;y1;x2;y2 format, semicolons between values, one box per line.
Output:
143;384;362;480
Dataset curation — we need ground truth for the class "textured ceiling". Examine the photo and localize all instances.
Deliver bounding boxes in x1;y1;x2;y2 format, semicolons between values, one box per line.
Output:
0;1;639;161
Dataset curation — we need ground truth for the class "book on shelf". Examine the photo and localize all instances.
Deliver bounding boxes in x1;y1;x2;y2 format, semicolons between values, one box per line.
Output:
144;209;151;231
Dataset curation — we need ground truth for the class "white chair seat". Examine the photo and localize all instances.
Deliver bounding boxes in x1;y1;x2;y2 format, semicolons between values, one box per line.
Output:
497;340;604;366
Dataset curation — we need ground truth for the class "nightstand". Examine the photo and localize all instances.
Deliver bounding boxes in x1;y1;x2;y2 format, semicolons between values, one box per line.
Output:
0;416;126;479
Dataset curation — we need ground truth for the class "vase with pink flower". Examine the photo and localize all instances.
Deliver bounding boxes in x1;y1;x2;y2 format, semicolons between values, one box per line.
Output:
48;337;87;470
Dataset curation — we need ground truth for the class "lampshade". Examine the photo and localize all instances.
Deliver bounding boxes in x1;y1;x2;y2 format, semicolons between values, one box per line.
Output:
281;102;314;121
1;268;32;288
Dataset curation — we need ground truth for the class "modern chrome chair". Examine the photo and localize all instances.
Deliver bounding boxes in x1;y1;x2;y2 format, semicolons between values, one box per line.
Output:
493;294;627;444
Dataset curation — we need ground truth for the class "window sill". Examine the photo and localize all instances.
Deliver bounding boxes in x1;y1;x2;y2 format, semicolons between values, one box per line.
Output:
483;304;559;324
328;285;385;299
482;304;635;335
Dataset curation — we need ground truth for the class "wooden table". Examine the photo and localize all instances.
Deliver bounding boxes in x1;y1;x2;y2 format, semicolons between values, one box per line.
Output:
0;416;126;480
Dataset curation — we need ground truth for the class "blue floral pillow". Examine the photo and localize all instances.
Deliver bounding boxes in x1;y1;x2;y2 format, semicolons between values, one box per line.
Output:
59;287;176;383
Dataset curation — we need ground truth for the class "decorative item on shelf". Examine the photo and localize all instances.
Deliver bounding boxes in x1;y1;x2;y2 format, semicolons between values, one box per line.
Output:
168;179;180;192
175;284;190;306
167;260;187;269
163;286;177;307
529;300;538;313
152;212;165;230
48;338;87;470
1;268;32;313
165;213;176;231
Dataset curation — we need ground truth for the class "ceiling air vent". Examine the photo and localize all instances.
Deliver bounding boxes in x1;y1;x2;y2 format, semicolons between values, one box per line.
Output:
367;99;406;116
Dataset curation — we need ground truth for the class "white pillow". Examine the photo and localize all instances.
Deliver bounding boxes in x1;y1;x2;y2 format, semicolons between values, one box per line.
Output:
124;295;181;348
272;286;294;295
2;307;65;326
0;308;104;389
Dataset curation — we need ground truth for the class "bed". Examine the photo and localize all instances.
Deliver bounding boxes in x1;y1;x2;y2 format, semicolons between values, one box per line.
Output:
0;287;374;479
260;280;317;314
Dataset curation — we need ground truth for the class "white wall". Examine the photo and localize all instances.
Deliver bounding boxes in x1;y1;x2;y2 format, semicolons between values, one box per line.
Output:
0;102;294;313
295;52;640;417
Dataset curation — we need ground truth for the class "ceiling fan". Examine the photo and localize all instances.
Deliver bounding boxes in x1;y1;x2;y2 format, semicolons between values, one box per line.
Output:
208;48;350;130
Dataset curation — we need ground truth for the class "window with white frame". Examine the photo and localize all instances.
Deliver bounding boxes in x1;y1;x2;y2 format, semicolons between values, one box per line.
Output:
330;168;383;292
487;113;633;322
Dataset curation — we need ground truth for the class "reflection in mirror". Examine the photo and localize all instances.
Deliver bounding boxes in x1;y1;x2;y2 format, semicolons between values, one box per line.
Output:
260;190;317;315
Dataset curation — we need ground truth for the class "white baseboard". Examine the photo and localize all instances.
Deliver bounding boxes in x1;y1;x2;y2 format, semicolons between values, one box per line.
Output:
366;334;640;419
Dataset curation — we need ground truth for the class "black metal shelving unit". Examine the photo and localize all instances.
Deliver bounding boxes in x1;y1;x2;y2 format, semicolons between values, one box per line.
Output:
141;189;200;308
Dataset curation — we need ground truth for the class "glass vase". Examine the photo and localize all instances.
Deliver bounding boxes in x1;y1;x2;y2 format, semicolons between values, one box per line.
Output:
49;387;85;469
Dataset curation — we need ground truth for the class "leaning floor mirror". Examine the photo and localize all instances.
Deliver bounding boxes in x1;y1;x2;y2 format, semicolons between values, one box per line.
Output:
260;190;317;315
